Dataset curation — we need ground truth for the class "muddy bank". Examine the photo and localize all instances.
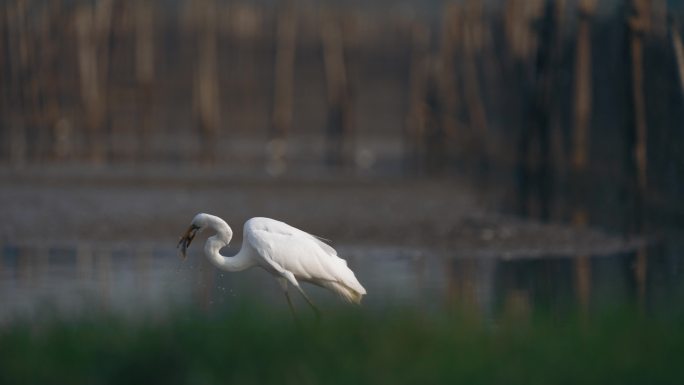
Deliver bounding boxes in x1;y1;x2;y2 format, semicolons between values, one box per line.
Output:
0;166;643;258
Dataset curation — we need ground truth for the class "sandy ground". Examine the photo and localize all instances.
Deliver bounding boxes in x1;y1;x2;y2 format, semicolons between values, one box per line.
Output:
0;165;643;258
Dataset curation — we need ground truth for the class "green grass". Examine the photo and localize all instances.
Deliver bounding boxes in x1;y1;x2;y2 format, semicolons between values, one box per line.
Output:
0;304;682;385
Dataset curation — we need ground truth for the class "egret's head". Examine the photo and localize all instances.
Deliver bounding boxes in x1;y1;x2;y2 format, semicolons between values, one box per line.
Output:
177;213;211;259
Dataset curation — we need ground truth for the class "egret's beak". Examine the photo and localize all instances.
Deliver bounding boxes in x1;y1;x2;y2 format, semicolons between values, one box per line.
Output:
177;225;199;260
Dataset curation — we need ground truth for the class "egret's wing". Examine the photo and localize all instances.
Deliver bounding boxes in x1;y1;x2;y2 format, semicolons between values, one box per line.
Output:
308;234;339;259
312;234;332;243
246;217;338;258
244;218;364;295
246;227;339;282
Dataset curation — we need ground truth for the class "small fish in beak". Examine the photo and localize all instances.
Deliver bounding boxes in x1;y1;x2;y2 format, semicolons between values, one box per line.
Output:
177;225;199;259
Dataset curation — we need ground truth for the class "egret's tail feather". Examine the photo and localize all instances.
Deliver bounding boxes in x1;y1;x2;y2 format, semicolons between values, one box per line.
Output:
323;281;366;305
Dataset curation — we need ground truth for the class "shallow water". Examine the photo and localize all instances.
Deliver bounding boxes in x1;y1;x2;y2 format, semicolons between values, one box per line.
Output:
1;241;683;323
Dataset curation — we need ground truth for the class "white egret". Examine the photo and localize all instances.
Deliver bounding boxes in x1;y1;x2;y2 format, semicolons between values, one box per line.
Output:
177;213;366;317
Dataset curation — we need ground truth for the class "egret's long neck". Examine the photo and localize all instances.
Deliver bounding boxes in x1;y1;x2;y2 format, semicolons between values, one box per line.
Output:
203;217;253;272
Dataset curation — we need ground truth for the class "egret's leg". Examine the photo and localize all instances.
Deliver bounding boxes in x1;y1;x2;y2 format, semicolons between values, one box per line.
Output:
277;278;298;320
294;285;321;320
278;277;300;322
281;271;321;320
284;291;299;319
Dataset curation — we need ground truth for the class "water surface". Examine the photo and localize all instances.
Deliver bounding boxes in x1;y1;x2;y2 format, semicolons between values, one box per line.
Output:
1;241;682;323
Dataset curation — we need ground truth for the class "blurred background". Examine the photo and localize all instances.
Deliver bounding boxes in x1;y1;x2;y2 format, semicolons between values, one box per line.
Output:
1;0;684;225
1;0;684;382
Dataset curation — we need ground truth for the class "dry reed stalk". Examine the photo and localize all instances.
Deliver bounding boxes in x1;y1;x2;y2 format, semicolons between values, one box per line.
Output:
269;3;297;173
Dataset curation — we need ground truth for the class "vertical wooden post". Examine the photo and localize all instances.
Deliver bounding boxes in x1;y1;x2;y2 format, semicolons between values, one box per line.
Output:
50;2;73;162
628;0;650;233
230;5;262;133
508;0;545;217
192;0;220;166
136;0;156;162
75;0;113;163
96;0;115;161
29;4;48;162
627;0;652;311
531;0;563;221
548;1;569;187
0;3;6;162
7;0;30;165
75;6;99;162
40;2;65;162
439;3;461;141
424;56;447;175
26;5;50;164
321;12;350;168
462;0;489;172
270;2;297;174
405;21;430;174
0;3;11;162
0;2;14;164
572;0;595;207
21;0;39;164
672;20;684;97
572;0;595;175
572;0;596;316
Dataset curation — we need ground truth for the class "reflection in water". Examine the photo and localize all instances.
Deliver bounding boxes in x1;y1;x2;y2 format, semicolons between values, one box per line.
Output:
575;255;591;315
0;242;682;323
635;247;648;308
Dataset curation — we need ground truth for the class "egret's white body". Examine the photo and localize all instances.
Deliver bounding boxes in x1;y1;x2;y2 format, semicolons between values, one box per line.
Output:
178;213;366;314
